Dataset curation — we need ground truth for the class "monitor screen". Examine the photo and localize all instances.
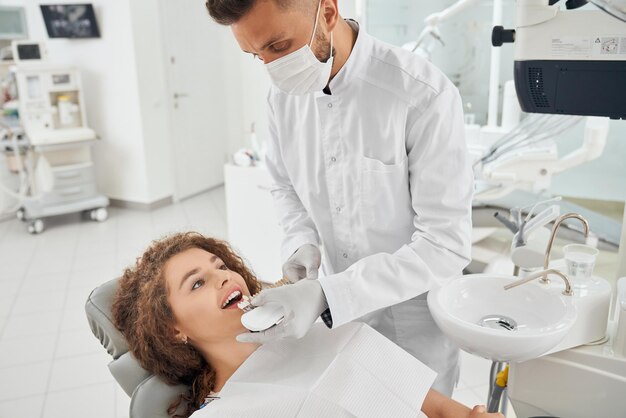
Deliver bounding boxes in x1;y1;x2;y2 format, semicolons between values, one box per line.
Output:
40;4;100;39
17;44;41;60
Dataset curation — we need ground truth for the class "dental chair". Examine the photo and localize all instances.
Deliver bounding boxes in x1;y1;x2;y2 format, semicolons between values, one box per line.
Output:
85;278;189;418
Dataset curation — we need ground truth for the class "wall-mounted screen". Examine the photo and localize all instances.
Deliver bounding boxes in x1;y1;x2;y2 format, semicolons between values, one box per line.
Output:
40;4;100;39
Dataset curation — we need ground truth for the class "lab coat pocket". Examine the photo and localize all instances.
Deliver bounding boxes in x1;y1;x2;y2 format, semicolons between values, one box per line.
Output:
360;156;411;229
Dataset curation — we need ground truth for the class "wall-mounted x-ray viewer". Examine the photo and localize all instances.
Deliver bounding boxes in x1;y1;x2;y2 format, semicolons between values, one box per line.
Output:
40;4;100;39
0;6;28;40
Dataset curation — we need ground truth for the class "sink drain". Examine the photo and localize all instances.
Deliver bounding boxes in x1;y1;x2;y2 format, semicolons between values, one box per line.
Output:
478;315;518;331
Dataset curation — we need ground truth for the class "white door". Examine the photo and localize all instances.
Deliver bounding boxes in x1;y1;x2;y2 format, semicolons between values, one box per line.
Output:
159;0;235;200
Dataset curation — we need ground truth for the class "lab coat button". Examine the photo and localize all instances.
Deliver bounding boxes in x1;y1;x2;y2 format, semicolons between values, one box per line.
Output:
342;253;348;259
336;206;342;213
327;103;333;108
330;157;336;163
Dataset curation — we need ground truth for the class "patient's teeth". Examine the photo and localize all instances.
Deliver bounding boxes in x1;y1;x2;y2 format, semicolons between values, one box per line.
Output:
222;290;242;308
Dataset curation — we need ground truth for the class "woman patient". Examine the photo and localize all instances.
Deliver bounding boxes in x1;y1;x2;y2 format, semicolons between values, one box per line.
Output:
112;232;503;418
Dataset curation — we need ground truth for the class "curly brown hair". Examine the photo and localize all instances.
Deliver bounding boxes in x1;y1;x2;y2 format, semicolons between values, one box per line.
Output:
111;232;261;418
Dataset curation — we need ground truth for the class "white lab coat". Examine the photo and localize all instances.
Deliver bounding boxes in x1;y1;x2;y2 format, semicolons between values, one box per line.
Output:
265;21;473;395
192;323;434;418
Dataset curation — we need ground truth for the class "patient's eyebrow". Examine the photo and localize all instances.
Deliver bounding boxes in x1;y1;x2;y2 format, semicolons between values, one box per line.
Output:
179;267;200;290
178;256;220;289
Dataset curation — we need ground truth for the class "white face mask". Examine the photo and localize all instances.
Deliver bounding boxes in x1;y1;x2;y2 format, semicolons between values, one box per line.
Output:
265;0;334;95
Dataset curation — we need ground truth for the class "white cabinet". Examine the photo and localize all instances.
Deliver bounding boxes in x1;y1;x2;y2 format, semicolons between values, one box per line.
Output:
224;163;284;282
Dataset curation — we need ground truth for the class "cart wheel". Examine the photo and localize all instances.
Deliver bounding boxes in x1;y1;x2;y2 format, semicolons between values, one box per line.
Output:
27;219;44;235
16;208;26;222
90;207;108;222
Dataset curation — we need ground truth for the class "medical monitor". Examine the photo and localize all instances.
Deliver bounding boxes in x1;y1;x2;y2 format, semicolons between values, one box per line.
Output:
40;4;100;39
11;41;48;64
0;7;28;40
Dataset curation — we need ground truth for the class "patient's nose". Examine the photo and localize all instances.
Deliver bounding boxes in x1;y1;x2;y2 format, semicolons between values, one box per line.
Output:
217;276;229;289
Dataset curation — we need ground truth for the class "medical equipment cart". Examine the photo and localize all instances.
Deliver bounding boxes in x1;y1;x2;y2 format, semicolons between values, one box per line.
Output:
14;138;109;234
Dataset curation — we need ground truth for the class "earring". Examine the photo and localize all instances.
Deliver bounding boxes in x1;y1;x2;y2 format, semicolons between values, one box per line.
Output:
182;336;188;345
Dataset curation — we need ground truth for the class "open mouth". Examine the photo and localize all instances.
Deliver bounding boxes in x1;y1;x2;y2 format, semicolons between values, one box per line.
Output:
221;289;243;310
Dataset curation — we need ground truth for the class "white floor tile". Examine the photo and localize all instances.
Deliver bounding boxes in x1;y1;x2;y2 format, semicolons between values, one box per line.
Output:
0;279;21;301
27;255;74;276
60;307;91;333
64;288;95;313
47;352;114;392
0;333;57;368
1;310;63;340
20;272;70;295
43;382;116;418
55;329;103;359
0;361;51;402
0;299;14;318
11;290;66;316
0;263;28;280
68;267;118;291
72;251;117;273
74;239;116;257
0;394;45;418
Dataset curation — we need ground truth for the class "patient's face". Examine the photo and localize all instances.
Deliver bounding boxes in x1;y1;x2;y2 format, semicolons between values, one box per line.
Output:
164;247;252;345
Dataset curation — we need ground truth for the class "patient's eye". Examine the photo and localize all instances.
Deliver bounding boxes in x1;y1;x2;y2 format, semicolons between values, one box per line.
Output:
192;279;204;290
218;264;228;271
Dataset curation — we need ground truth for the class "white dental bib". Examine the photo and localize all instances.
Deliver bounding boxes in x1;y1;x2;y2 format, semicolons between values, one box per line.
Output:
191;322;435;418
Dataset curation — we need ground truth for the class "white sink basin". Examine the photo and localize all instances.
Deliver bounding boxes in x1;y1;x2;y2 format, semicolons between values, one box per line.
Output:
428;274;577;362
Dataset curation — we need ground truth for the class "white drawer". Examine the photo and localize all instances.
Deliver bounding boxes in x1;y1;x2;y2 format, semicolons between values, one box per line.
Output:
41;183;98;205
52;163;95;188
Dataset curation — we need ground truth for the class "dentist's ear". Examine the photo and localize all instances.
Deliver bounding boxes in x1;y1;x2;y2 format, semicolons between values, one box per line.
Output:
321;0;339;32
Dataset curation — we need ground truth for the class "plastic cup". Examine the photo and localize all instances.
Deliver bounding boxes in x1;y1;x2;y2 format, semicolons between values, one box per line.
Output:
563;244;599;283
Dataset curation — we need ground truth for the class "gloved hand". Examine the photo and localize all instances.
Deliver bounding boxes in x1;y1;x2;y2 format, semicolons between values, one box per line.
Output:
282;244;321;283
236;278;328;344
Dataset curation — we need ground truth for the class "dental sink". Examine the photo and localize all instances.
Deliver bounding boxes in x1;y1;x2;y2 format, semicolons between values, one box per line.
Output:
427;274;577;362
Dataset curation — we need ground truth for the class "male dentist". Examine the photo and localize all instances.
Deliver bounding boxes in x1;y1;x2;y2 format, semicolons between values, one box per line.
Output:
206;0;473;395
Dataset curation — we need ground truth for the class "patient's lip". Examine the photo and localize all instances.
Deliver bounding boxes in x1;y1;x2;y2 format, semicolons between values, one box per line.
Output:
220;286;243;310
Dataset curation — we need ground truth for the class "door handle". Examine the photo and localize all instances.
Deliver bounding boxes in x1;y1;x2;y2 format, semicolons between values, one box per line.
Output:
173;93;189;99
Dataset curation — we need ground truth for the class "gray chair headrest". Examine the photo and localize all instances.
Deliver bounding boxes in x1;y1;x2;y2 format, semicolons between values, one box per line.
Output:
85;278;189;418
85;278;128;359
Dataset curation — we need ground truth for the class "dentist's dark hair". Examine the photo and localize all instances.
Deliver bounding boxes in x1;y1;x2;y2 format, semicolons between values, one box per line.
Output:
206;0;315;25
111;232;261;418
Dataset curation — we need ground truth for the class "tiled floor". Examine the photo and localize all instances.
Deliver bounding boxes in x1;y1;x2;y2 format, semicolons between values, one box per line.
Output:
0;186;512;418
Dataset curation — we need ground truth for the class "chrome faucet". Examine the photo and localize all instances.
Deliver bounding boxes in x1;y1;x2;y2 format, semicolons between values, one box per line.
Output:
542;213;589;284
504;268;573;296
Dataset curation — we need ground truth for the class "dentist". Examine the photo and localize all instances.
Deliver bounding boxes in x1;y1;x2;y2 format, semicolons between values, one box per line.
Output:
206;0;473;395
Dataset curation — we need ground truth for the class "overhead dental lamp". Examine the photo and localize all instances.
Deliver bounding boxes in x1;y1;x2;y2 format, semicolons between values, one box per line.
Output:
493;0;626;119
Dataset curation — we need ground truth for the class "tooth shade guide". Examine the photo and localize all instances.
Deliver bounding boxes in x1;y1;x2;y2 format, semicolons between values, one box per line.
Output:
257;277;290;294
237;277;291;312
